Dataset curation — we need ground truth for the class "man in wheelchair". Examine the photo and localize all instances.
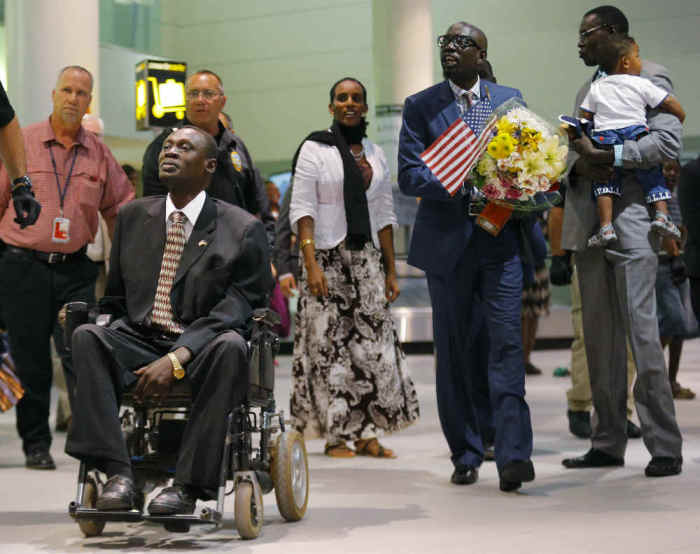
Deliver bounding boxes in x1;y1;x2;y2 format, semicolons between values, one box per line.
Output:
65;126;274;517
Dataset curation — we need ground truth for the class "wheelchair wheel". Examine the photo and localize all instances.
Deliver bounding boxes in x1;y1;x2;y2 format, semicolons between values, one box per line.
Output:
234;481;263;539
78;475;106;537
271;430;309;521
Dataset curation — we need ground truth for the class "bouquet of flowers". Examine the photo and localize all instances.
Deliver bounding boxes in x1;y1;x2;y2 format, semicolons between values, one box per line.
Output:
470;99;568;234
0;332;23;412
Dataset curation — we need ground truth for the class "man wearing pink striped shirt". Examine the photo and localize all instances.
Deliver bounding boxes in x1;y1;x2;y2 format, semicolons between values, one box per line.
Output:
398;21;535;492
0;65;134;470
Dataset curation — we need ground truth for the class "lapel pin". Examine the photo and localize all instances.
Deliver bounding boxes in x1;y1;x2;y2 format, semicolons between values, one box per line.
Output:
198;240;208;247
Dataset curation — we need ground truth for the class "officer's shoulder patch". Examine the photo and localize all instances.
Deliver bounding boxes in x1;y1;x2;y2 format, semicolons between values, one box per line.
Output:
230;150;242;172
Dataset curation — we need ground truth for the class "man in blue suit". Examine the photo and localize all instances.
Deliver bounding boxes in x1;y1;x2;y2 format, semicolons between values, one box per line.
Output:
398;21;535;492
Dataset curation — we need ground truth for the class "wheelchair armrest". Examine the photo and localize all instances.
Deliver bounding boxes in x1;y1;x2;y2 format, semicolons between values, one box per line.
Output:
251;308;281;329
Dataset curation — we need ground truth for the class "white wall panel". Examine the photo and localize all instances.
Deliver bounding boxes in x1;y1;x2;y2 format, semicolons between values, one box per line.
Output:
161;0;375;164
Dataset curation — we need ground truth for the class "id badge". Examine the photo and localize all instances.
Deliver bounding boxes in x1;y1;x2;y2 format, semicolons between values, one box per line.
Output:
51;217;71;243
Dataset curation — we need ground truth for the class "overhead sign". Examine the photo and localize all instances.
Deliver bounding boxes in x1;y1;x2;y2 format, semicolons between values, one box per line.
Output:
135;59;187;130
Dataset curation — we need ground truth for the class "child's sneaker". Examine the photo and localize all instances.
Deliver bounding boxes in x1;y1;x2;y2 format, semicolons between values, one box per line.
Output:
587;223;618;248
651;212;681;239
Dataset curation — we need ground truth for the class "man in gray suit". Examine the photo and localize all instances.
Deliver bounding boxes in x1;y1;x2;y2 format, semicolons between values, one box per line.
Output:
561;5;682;477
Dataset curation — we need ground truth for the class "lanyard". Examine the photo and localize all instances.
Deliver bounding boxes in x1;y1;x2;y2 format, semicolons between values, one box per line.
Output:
48;144;79;216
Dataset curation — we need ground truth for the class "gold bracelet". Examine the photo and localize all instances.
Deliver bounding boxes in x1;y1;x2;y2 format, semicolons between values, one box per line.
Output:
300;238;315;249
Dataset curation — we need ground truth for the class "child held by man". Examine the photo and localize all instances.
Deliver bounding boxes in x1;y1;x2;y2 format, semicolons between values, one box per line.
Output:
578;35;685;247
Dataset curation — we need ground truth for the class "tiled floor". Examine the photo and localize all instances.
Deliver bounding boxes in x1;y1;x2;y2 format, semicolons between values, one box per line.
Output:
2;345;700;553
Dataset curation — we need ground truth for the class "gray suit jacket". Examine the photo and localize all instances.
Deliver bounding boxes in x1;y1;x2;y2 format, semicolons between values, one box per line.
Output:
562;61;683;251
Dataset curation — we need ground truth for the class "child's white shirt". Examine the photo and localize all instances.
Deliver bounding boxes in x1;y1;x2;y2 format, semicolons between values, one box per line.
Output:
580;74;668;132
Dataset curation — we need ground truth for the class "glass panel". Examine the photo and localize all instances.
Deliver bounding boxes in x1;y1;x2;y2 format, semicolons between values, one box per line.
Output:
99;0;161;55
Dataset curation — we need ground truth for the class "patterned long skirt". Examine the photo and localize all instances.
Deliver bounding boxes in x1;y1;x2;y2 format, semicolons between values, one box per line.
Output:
290;241;419;442
521;266;551;318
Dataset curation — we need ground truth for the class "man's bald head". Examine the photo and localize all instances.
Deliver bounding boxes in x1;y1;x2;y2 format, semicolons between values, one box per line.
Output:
450;21;488;52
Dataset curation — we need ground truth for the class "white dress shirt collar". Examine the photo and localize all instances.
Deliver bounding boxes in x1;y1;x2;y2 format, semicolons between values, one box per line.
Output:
165;190;207;241
448;76;481;102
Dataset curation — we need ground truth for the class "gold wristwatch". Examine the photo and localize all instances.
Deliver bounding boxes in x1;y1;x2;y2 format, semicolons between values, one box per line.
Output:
167;352;186;380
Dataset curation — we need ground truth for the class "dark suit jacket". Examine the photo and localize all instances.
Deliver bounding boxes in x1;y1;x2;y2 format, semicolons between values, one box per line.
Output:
398;79;524;275
103;194;274;356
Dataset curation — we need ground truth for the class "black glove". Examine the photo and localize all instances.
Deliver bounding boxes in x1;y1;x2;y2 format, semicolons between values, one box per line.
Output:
549;253;572;286
670;256;688;286
11;177;41;229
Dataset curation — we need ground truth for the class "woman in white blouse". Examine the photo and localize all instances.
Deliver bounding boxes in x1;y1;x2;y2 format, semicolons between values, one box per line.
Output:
289;77;419;458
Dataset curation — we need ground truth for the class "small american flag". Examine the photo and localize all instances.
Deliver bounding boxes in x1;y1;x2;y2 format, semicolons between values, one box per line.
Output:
421;101;497;196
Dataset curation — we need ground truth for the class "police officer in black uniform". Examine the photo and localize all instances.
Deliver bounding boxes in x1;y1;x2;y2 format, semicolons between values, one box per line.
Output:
0;81;41;228
142;70;274;247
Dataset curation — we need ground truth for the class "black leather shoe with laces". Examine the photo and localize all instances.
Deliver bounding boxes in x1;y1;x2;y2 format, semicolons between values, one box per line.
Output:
450;465;479;485
148;484;198;515
96;475;140;511
562;448;624;469
645;456;682;477
499;459;535;492
25;449;56;470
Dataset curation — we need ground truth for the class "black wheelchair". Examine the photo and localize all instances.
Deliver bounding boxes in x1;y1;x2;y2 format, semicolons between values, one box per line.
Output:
64;303;309;540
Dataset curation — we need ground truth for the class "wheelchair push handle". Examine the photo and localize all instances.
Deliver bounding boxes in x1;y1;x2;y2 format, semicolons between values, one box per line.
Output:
63;302;90;352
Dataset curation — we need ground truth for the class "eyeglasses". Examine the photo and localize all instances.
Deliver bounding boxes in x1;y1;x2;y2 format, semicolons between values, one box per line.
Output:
578;24;611;41
186;89;222;100
437;34;480;50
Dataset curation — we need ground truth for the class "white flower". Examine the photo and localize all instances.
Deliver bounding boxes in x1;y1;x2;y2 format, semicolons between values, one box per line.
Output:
477;155;497;177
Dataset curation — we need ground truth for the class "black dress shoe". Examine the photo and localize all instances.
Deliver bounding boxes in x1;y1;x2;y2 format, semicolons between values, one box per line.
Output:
626;419;642;439
567;410;591;439
645;456;682;477
499;459;535;492
148;484;198;515
450;465;479;485
96;475;140;511
25;449;56;470
499;478;522;492
562;448;624;469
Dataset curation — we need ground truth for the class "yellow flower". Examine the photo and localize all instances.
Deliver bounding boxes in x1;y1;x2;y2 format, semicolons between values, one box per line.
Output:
520;126;543;152
487;133;515;159
496;116;516;136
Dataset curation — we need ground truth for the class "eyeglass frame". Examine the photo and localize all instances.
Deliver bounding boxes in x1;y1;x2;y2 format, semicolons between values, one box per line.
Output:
437;34;481;51
578;24;613;41
185;89;223;101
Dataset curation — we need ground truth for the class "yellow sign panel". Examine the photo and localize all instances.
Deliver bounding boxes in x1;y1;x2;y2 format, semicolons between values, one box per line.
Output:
147;61;187;73
135;59;188;130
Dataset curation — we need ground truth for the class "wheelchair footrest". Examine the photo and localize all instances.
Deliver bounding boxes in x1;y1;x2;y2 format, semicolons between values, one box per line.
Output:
144;508;222;528
69;503;144;522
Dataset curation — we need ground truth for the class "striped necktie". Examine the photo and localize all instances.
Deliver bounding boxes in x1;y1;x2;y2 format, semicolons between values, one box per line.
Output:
151;211;187;335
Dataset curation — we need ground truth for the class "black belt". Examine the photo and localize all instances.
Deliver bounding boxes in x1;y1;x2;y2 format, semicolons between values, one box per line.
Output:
5;245;87;264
